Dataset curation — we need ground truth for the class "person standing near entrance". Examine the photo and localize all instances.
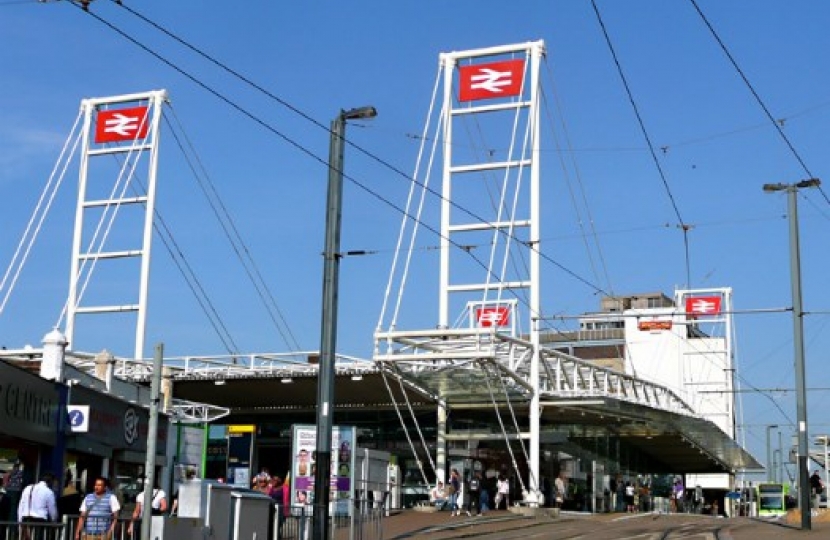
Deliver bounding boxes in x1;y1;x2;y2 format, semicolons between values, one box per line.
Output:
448;469;461;516
494;475;509;510
0;477;10;540
18;472;58;540
625;481;636;513
128;480;167;539
554;472;566;510
466;472;482;516
671;478;684;513
3;461;24;521
810;470;824;509
75;477;120;540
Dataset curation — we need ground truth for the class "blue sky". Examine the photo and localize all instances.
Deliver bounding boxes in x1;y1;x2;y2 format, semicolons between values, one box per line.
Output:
2;0;830;470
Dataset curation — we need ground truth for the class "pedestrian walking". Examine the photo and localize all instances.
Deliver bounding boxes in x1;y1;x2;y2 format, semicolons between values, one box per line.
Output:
448;469;461;516
75;477;120;540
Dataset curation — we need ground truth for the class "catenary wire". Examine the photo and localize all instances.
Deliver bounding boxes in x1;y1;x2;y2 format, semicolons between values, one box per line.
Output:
97;0;610;299
107;129;243;356
164;107;302;352
688;0;830;206
591;0;693;289
72;1;612;331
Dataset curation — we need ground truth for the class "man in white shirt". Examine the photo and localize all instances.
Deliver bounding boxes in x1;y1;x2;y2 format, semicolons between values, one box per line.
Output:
430;481;447;510
128;481;167;539
18;472;58;540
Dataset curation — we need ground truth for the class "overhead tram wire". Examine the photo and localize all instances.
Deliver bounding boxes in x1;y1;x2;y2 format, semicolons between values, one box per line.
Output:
541;305;792;321
689;0;830;207
66;6;526;318
537;60;629;349
802;191;830;223
107;0;607;307
541;63;616;297
74;3;611;333
99;131;243;356
163;108;302;352
733;373;795;426
96;0;611;302
147;201;242;356
590;0;693;289
703;387;830;395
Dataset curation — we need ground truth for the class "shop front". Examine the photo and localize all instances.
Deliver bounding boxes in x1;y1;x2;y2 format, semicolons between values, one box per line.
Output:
66;386;169;506
0;361;61;519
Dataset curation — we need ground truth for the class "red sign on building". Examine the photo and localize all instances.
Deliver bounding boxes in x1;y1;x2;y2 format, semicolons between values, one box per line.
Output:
638;320;673;331
95;106;149;143
476;306;511;328
459;59;525;102
685;296;722;316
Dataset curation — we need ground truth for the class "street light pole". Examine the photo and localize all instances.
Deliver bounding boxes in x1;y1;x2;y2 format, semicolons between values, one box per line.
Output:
313;106;377;540
763;177;820;530
766;424;779;483
773;449;780;484
778;429;784;487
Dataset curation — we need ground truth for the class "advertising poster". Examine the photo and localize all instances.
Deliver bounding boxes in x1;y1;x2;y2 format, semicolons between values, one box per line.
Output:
291;424;356;516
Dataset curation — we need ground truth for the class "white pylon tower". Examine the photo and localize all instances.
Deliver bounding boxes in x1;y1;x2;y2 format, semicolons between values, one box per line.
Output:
438;41;545;495
375;41;546;495
65;90;167;360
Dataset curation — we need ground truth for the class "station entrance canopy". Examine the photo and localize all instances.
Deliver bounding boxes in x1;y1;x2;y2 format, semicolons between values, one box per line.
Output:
1;343;759;474
89;344;761;474
374;327;760;474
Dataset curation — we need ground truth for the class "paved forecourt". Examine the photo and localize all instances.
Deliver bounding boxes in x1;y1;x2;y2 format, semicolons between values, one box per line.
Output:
377;508;830;540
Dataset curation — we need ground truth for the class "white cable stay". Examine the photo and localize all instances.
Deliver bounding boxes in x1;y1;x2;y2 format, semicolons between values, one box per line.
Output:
376;61;444;339
481;360;530;494
0;110;85;316
379;368;436;489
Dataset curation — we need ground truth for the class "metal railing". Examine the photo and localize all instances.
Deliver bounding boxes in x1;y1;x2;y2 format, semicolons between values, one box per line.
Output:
1;495;387;540
274;494;387;540
0;517;132;540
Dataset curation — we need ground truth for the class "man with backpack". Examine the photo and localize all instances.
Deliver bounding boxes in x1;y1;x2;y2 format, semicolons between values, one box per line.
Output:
75;477;120;540
466;471;482;516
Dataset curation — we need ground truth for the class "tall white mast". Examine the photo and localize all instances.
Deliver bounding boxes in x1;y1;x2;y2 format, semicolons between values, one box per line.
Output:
65;90;167;359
